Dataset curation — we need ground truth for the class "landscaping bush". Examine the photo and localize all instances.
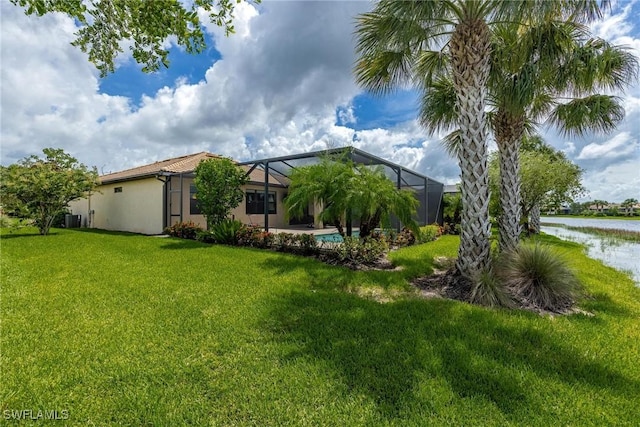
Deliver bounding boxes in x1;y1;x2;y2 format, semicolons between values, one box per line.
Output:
211;219;243;245
255;231;274;248
469;270;514;308
496;244;583;312
164;221;202;240
389;227;416;247
274;232;296;251
195;230;216;243
236;225;274;249
236;225;262;247
332;236;388;265
272;232;319;255
417;224;443;243
297;233;318;255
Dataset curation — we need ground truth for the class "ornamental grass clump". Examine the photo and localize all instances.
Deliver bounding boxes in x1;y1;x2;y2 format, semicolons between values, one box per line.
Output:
469;269;514;308
496;244;583;312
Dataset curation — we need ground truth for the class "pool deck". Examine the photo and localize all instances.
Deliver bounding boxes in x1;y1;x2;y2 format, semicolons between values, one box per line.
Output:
265;226;353;236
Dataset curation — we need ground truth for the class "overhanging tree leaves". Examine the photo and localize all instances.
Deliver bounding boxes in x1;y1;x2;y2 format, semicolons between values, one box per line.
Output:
0;148;99;235
11;0;258;76
193;157;249;228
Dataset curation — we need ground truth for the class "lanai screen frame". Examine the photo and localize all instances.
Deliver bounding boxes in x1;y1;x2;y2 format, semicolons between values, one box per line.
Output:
238;146;444;231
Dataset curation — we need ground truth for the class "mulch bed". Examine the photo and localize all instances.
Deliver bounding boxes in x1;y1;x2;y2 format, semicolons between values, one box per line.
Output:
412;268;474;302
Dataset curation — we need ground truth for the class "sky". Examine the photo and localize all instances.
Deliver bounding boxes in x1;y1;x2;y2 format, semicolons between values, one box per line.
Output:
1;1;639;203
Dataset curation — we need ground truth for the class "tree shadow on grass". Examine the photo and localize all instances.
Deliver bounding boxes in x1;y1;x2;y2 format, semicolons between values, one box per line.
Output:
0;231;52;239
159;239;210;250
263;252;407;290
260;261;639;422
71;228;149;237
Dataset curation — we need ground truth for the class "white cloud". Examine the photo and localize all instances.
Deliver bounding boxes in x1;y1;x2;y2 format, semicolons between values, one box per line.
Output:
562;141;576;155
1;1;639;203
577;132;638;160
590;1;636;42
580;158;640;202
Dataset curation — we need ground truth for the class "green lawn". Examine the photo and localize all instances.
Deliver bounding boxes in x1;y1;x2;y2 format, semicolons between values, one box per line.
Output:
1;228;639;426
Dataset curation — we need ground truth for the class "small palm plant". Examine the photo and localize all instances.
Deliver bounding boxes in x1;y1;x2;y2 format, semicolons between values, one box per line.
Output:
496;244;583;312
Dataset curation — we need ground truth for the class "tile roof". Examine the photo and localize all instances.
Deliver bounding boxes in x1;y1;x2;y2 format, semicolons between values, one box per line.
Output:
99;152;287;186
100;152;220;183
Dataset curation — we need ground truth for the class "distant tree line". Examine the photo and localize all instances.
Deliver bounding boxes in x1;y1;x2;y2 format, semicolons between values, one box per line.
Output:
551;198;640;217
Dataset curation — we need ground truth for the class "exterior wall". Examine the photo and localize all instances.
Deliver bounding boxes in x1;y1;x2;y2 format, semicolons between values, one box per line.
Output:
167;176;289;229
69;178;164;235
232;183;289;229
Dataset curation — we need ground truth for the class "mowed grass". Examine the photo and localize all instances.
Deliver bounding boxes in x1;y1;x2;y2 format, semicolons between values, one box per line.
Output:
1;228;639;426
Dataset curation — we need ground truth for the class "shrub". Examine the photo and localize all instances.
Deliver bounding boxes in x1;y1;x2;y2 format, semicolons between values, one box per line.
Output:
469;270;514;308
256;231;274;249
237;225;263;247
442;222;461;235
333;237;388;265
164;221;203;240
391;227;416;247
195;230;216;244
496;244;583;312
369;230;388;243
418;224;442;243
297;233;318;255
274;232;296;251
211;219;244;245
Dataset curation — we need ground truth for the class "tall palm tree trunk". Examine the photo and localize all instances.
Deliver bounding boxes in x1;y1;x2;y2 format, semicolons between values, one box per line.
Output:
494;110;525;253
450;17;492;280
530;203;541;233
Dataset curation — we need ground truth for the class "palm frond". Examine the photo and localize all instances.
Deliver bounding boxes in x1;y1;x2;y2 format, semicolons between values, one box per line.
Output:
415;49;450;87
548;95;625;137
554;38;639;96
419;76;457;134
441;129;462;159
354;0;456;95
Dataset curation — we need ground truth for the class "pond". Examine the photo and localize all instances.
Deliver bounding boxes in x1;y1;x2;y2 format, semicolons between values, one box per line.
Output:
540;216;640;231
540;218;640;286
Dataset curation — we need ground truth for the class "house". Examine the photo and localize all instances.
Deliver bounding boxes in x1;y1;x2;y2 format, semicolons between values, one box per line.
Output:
69;148;445;234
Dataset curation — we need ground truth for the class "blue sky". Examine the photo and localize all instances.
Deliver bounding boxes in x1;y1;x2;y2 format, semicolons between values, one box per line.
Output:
1;1;639;202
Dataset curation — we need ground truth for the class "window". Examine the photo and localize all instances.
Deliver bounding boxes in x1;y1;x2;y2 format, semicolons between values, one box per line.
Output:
190;184;201;215
114;187;123;193
246;190;276;215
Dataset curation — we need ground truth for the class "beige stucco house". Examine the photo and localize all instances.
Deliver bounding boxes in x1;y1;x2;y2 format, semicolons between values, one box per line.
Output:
69;147;445;235
69;152;292;235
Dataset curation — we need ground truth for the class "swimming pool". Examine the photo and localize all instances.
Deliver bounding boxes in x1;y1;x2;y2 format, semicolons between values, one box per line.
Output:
315;231;359;243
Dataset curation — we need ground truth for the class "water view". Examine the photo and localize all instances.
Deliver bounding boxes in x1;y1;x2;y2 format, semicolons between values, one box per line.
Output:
540;216;640;231
540;217;640;286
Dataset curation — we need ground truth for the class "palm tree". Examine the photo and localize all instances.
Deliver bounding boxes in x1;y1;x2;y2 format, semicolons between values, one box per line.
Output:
285;157;354;237
285;159;419;239
490;20;636;250
591;199;609;214
350;165;419;238
354;0;606;281
621;198;638;216
418;19;637;251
